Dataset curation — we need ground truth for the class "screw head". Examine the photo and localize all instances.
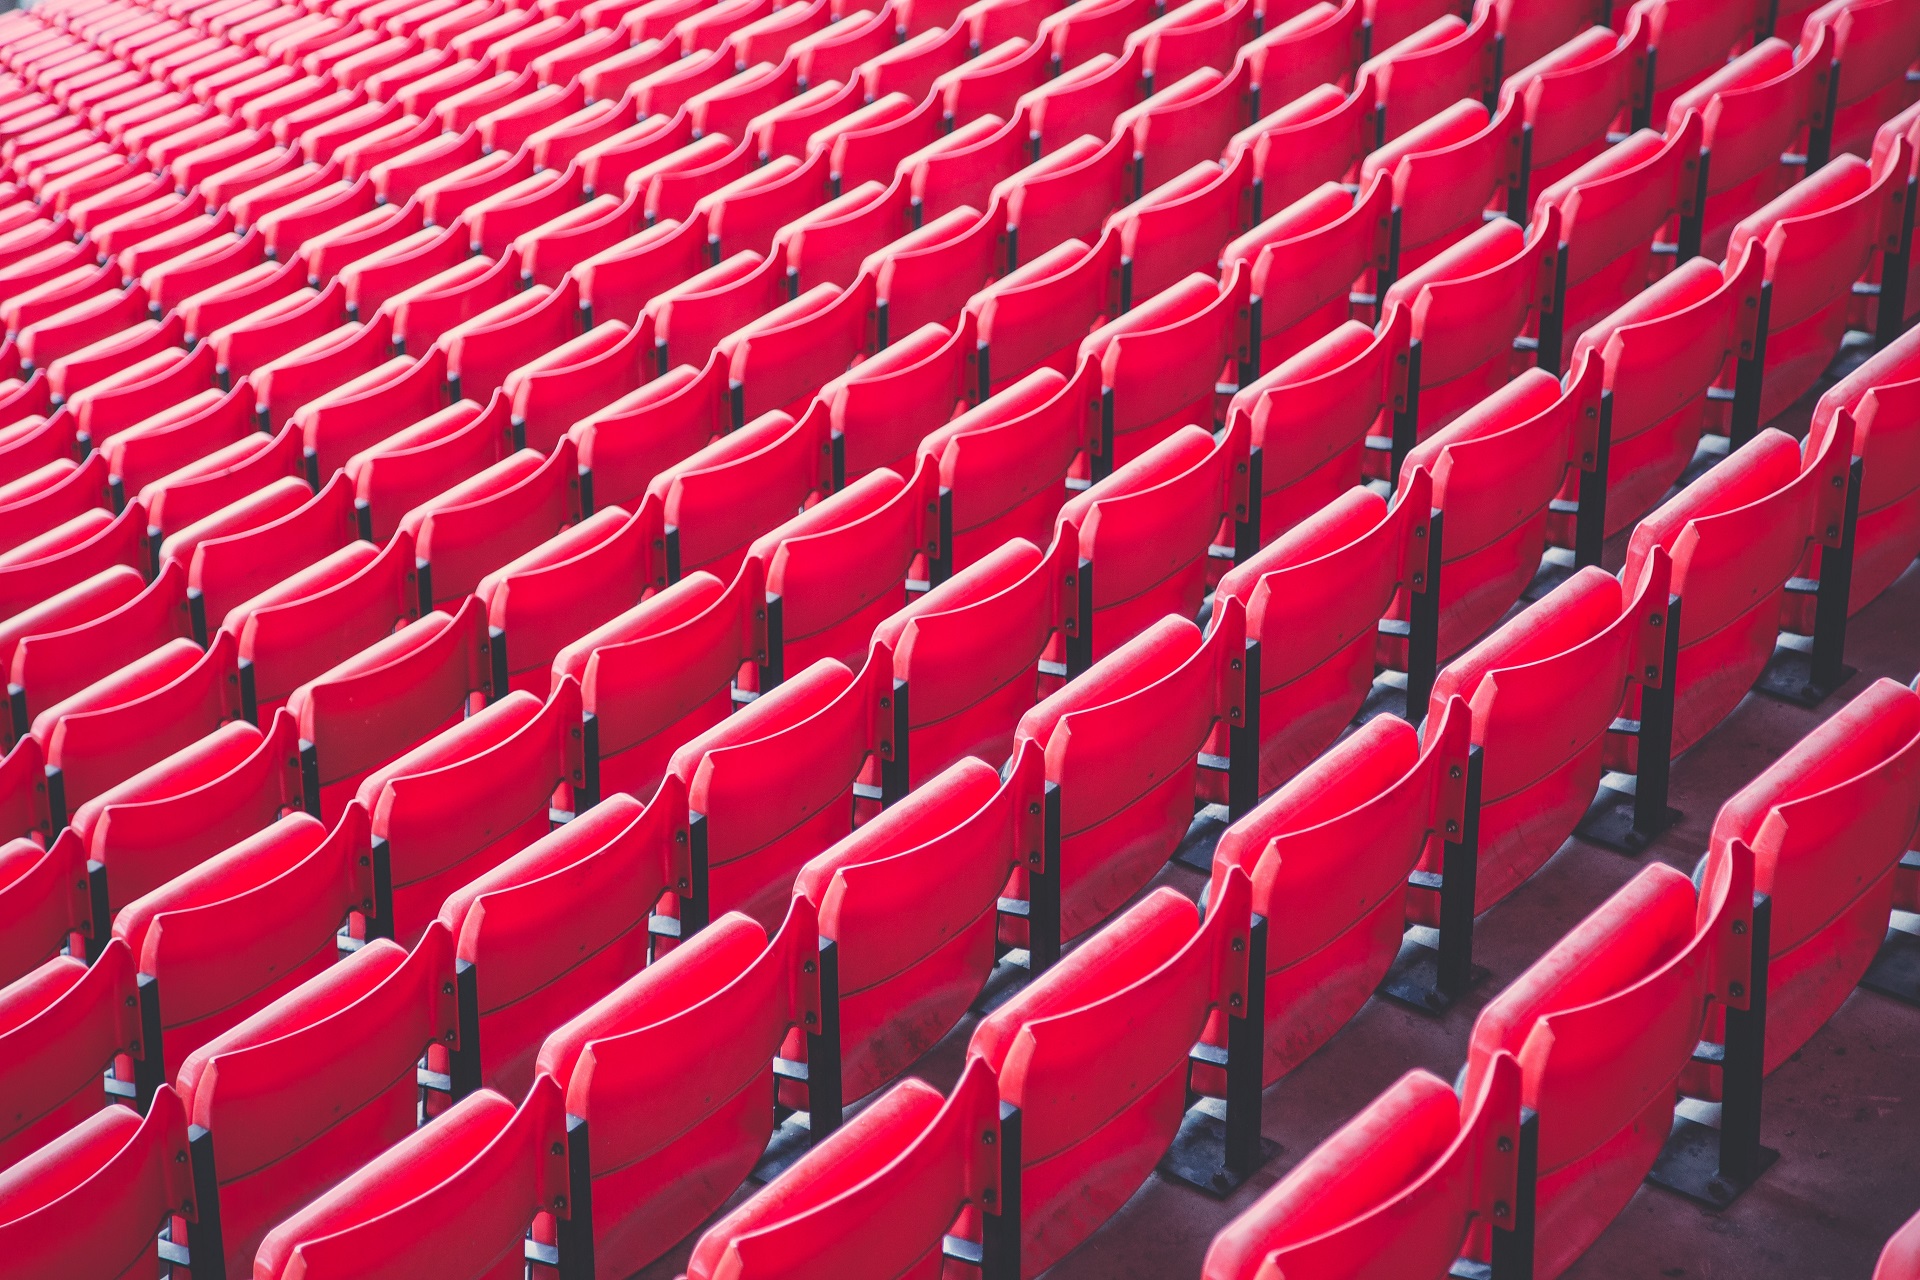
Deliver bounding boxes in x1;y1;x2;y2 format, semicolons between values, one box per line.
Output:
552;1142;564;1156
1231;937;1245;952
1729;981;1745;998
1732;919;1746;935
441;982;454;995
1497;1136;1512;1153
983;1131;995;1145
803;960;816;975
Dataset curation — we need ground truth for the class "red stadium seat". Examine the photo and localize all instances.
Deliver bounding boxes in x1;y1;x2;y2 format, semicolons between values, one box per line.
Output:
1420;551;1671;918
287;596;491;822
1530;117;1702;363
536;899;823;1279
0;1083;194;1278
872;536;1074;786
354;680;582;945
111;807;367;1091
1665;31;1834;259
1726;143;1907;423
961;869;1256;1273
1801;0;1920;160
437;791;678;1096
1558;247;1764;541
1203;696;1469;1082
788;745;1045;1104
1360;8;1498;144
556;562;764;803
1460;849;1750;1277
682;1056;1003;1280
1693;678;1920;1079
1224;176;1393;373
1202;1052;1525;1279
254;1076;569;1280
1378;211;1561;465
1210;471;1432;793
1054;415;1251;662
1388;361;1598;662
1014;607;1247;936
1612;425;1846;766
176;924;458;1277
1795;324;1920;622
0;939;137;1171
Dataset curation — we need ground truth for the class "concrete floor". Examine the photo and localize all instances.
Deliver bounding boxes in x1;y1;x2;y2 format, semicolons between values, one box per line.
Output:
636;357;1920;1279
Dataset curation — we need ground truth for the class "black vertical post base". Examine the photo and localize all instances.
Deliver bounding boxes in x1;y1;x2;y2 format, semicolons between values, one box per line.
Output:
1755;454;1861;707
1860;862;1920;1005
186;1126;227;1280
552;1116;594;1280
1159;916;1278;1197
973;783;1064;1013
979;1103;1023;1280
1452;1108;1539;1279
1649;894;1778;1208
1380;747;1491;1015
1575;592;1683;854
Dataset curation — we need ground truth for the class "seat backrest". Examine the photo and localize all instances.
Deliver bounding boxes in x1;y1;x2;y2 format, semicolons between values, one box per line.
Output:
666;650;889;930
1501;22;1646;186
1107;142;1251;301
795;745;1043;1101
1017;609;1244;936
1227;81;1375;223
404;437;582;609
235;531;419;720
0;939;137;1172
968;229;1121;395
1386;210;1557;406
1119;63;1256;198
1208;698;1467;1082
1217;473;1429;792
177;924;457;1277
1201;1053;1522;1280
1572;247;1761;535
476;499;666;696
542;899;817;1280
44;629;241;826
874;536;1073;785
1621;424;1846;755
1226;175;1393;374
360;681;582;944
115;807;366;1078
0;1082;193;1278
1055;416;1250;662
1726;144;1905;419
1701;677;1920;1071
1360;8;1498;143
684;1057;1002;1280
189;473;361;634
968;869;1254;1276
1396;360;1596;659
0;825;86;990
570;350;727;514
746;455;938;680
1532;118;1701;344
439;788;679;1097
1363;97;1524;268
8;555;192;735
1463;848;1750;1277
254;1075;567;1280
823;310;974;482
85;710;302;918
1226;312;1409;537
1427;552;1669;912
1082;265;1251;467
287;596;490;821
562;562;764;803
919;360;1097;570
1805;325;1920;611
1233;0;1366;125
648;404;832;584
